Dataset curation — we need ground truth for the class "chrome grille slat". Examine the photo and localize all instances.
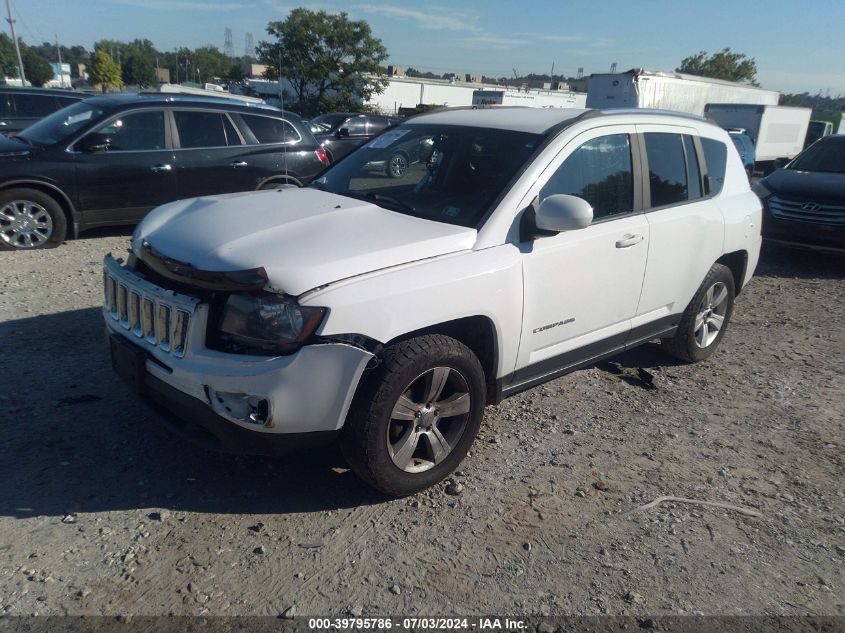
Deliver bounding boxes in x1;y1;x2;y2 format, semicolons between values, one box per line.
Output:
103;256;200;360
769;196;845;226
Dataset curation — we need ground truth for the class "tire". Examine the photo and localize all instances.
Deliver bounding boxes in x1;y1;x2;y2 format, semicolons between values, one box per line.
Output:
385;151;409;178
661;263;736;363
341;334;486;496
0;188;67;250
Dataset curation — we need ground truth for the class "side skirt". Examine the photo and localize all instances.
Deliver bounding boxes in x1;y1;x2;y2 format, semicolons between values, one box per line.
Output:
496;316;679;402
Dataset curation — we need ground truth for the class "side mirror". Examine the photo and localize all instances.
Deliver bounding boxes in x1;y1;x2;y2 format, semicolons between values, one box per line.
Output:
80;132;111;153
774;157;789;170
336;127;350;138
535;194;593;233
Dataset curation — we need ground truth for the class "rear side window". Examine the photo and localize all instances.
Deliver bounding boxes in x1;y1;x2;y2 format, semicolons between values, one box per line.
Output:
239;114;301;144
94;110;166;151
541;133;634;221
700;138;728;196
644;133;687;207
11;94;58;117
174;111;240;148
683;135;702;200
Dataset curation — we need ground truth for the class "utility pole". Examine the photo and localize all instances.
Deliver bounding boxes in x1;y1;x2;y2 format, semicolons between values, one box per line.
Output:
55;34;65;87
5;0;26;85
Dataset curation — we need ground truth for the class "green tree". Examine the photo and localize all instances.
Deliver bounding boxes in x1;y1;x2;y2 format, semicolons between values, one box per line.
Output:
88;49;123;92
257;8;388;115
677;48;758;85
21;47;54;86
0;34;19;78
122;39;158;87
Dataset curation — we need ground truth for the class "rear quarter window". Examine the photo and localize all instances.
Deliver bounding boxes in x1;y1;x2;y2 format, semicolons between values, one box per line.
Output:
700;138;728;196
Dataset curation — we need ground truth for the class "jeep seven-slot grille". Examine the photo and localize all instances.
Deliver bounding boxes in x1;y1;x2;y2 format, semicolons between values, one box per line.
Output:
103;255;200;358
769;196;845;226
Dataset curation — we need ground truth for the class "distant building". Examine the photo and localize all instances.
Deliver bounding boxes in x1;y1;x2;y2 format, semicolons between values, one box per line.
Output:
155;68;170;84
465;73;483;84
241;62;269;79
46;62;72;88
77;63;89;81
387;65;406;77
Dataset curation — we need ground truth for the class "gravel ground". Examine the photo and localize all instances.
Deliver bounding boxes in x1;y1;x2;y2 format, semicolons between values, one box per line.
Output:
0;231;843;618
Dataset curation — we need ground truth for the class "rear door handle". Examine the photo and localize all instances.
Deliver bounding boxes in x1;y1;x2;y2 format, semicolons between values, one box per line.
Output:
150;164;172;173
615;233;644;248
230;160;248;168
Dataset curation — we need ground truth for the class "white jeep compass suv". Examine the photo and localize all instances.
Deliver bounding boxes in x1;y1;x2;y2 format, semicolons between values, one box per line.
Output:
103;107;762;496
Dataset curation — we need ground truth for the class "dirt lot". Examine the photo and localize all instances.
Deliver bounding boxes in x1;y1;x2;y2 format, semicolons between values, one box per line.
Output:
0;231;843;618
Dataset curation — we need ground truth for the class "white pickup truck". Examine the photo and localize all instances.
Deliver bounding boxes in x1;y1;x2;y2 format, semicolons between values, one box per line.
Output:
103;107;761;496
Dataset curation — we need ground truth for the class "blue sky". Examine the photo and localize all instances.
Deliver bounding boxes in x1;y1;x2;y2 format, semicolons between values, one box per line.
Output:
13;0;844;94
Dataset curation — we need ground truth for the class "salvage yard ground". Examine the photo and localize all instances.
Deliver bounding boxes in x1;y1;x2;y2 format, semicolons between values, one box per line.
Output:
0;231;843;616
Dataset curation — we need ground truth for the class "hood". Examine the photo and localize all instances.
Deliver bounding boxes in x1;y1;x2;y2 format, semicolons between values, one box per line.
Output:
763;168;845;203
0;135;31;158
134;188;477;296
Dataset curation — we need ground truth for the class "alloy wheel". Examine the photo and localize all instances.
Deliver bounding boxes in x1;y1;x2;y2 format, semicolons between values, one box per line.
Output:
386;366;471;473
694;281;729;348
388;153;408;178
0;200;54;249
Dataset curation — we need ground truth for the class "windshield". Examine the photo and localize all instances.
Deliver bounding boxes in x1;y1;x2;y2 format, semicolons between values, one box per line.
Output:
788;137;845;174
18;101;104;146
310;124;542;228
308;114;349;134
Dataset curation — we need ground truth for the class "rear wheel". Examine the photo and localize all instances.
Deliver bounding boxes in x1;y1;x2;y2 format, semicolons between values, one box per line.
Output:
341;334;485;496
0;188;67;250
662;263;735;363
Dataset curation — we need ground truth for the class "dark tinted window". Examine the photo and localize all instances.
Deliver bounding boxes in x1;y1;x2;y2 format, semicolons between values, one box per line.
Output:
684;135;702;200
95;111;166;151
343;117;367;135
788;136;845;173
57;96;81;108
240;114;300;144
11;94;58;117
174;111;239;148
367;116;389;133
0;93;10;117
700;138;728;195
644;133;688;207
541;133;634;221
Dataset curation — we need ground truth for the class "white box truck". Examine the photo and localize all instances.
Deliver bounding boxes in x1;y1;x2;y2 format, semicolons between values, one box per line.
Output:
586;68;779;116
704;103;812;172
472;89;587;109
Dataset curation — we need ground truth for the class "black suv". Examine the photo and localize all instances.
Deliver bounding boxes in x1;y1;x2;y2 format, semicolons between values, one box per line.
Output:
308;112;400;165
0;87;87;135
0;94;329;249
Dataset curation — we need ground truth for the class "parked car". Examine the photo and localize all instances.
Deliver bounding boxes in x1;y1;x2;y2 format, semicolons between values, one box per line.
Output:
0;94;329;249
0;86;87;136
103;108;761;496
308;112;400;164
728;129;756;179
753;134;845;254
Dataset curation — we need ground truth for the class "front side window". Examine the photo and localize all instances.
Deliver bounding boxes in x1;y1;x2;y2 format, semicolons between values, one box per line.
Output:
541;133;634;221
92;111;166;151
239;114;300;144
644;133;688;208
308;113;347;134
312;124;542;228
343;117;367;136
174;111;239;148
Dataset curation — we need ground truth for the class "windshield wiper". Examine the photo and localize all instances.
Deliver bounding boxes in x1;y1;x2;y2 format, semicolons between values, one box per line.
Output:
362;192;416;212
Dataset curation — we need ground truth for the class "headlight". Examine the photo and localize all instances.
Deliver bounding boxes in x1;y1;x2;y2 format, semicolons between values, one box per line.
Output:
216;293;326;355
751;180;772;200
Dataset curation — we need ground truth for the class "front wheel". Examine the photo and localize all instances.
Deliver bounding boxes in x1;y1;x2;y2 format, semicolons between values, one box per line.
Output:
386;151;409;178
661;263;735;363
341;334;485;496
0;188;67;250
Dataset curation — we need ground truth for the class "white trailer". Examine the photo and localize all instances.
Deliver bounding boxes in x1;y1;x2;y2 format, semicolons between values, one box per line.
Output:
704;104;812;168
586;69;779;116
472;89;587;109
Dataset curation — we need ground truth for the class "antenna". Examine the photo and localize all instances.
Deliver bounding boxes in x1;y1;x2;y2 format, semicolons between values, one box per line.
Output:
610;62;617;73
279;53;288;183
224;27;234;58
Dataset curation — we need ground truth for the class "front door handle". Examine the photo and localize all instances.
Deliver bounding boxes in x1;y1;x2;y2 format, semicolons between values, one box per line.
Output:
615;233;644;248
230;160;248;168
150;164;172;173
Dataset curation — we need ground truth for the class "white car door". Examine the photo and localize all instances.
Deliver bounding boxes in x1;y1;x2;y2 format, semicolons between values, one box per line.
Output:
633;125;724;331
509;125;650;391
